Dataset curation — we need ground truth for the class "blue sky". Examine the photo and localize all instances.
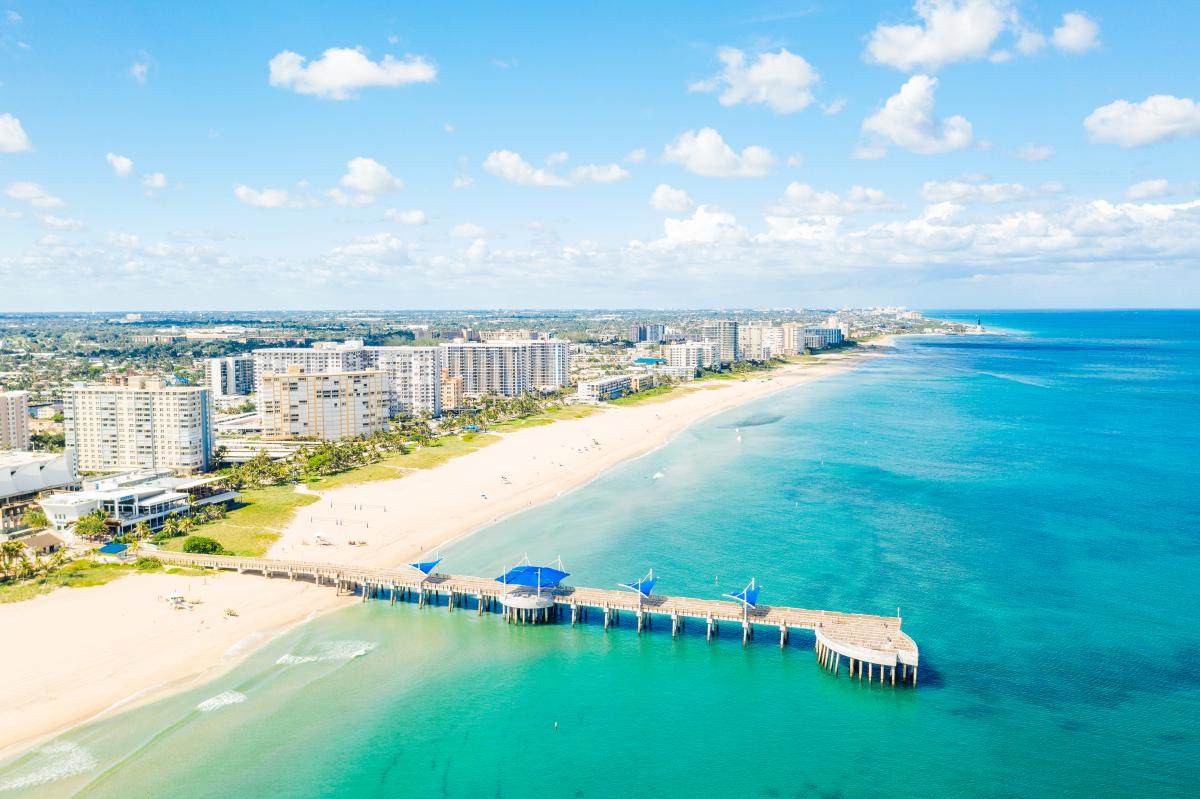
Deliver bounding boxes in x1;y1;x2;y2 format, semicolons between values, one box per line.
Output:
1;0;1198;310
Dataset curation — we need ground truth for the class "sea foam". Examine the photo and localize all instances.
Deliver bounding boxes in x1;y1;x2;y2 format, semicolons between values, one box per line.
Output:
0;742;97;792
196;691;247;713
275;639;376;666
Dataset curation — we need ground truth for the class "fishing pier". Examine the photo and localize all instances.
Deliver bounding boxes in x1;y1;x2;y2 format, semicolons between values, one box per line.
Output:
154;551;920;687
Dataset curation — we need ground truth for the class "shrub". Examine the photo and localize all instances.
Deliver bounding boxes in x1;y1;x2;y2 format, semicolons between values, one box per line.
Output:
134;557;163;571
182;536;225;555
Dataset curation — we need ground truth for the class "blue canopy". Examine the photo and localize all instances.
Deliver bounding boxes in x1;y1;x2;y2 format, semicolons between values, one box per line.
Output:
619;569;656;599
724;578;761;609
495;564;569;589
408;558;442;576
98;543;128;555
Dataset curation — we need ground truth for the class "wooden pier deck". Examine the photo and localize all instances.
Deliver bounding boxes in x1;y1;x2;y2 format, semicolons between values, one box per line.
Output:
155;551;920;686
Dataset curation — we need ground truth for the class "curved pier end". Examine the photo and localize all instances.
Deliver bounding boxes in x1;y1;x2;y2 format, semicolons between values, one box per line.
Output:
814;618;919;686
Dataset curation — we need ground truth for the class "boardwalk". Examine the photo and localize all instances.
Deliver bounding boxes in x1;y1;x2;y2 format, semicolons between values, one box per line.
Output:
155;550;920;686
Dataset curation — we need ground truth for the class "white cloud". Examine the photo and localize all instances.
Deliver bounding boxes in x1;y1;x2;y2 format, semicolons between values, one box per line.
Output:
1125;179;1173;200
130;61;149;84
660;205;746;245
385;208;427;225
452;176;474;189
268;47;436;100
0;207;22;220
771;182;900;215
1011;143;1055;161
860;75;973;155
465;238;488;261
482;150;628;187
546;151;569;165
1014;27;1046;54
920;179;1030;203
662;128;775;177
41;215;83;230
786;153;804;168
6;182;63;208
689;46;819;113
1052;12;1100;54
328;232;411;264
0;113;32;153
443;122;454;133
821;98;847;115
650;184;695;213
327;188;375;206
234;184;310;209
6;10;21;23
865;0;1011;72
142;172;167;189
340;156;404;194
1084;95;1200;147
106;152;135;176
452;222;488;238
624;148;647;163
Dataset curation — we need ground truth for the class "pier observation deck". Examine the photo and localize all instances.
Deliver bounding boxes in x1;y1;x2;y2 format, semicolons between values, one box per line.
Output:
154;551;920;687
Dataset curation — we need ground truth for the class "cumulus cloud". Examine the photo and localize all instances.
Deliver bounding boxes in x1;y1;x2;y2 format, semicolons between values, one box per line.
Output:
268;47;436;100
1052;12;1100;54
130;61;149;84
1125;179;1173;200
689;47;819;113
482;150;629;187
546;151;569;165
233;184;311;209
106;152;135;176
142;172;168;189
0;113;32;153
624;148;647;163
339;157;404;194
1011;143;1055;161
650;184;695;212
452;222;488;238
385;208;427;225
41;215;83;230
660;205;746;245
6;181;63;208
920;179;1030;203
662;128;774;177
770;182;901;215
1084;95;1200;147
865;0;1011;71
861;75;973;155
822;98;847;115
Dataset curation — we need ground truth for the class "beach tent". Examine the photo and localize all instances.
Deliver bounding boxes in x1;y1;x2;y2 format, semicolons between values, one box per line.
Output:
618;569;656;601
724;578;761;611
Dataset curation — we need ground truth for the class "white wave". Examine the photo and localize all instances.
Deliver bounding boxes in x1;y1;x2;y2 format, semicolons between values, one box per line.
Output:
196;691;247;713
275;639;376;666
652;471;664;480
0;742;97;792
222;632;265;661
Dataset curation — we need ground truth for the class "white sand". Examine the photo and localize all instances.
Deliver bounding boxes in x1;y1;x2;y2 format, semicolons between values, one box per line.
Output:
0;345;891;757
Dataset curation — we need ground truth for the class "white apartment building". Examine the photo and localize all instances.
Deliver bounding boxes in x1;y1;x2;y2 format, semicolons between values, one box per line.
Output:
739;325;783;361
526;339;571;391
365;347;442;416
253;341;441;416
701;320;741;364
441;341;532;397
205;355;255;398
64;378;214;473
574;374;634;403
663;342;719;372
259;367;389;441
0;390;31;450
802;325;846;349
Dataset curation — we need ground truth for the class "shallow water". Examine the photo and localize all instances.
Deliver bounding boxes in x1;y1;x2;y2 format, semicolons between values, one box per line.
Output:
3;311;1198;798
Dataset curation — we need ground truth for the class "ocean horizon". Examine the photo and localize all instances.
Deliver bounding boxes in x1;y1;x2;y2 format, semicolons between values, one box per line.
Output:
3;310;1197;798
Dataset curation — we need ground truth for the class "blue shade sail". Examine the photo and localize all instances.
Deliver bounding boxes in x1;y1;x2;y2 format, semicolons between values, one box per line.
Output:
409;558;442;576
619;569;656;598
495;564;569;588
724;578;760;609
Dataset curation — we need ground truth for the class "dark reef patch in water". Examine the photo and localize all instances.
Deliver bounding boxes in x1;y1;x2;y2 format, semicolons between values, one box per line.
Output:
719;413;784;429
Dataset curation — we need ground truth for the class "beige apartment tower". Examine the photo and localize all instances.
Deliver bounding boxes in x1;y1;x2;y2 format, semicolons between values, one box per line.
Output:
0;391;31;450
259;367;389;441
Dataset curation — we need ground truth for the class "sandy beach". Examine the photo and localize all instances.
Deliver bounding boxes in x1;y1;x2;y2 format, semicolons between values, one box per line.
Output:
0;344;891;758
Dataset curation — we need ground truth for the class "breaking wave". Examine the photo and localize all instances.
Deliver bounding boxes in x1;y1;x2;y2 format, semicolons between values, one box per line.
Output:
275;639;376;666
196;691;247;713
0;742;97;792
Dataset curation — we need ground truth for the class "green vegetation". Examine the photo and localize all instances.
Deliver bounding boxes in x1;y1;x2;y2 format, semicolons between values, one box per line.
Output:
0;559;139;604
74;509;109;539
306;432;502;490
20;508;49;530
182;536;227;554
489;404;596;431
609;385;677;406
159;485;319;557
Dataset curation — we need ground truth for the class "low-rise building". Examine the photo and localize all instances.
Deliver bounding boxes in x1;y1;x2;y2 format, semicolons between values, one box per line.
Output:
574;374;635;403
0;450;79;535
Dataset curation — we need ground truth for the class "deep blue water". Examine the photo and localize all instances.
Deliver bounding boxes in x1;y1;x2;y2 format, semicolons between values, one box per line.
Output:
3;311;1198;797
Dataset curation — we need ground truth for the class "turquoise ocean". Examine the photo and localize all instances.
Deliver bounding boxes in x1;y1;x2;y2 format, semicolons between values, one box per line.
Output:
2;311;1198;798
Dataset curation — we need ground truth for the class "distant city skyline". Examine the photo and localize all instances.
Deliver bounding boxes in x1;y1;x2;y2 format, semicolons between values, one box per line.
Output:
1;1;1198;310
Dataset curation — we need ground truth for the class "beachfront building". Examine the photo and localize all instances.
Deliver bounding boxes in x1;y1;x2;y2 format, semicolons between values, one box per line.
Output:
39;469;236;538
802;325;846;350
204;355;255;400
0;450;78;535
574;374;634;403
441;370;464;411
663;342;719;372
0;390;31;450
701;320;740;364
629;323;667;343
251;340;369;394
780;323;804;356
738;325;783;362
365;346;442;416
258;367;389;441
64;378;215;473
441;341;531;397
527;339;571;391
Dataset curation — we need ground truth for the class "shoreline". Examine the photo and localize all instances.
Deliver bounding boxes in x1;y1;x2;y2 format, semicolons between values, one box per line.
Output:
0;341;896;759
